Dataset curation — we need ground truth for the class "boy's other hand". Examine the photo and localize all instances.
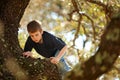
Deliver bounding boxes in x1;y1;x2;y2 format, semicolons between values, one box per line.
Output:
23;51;32;58
50;57;60;64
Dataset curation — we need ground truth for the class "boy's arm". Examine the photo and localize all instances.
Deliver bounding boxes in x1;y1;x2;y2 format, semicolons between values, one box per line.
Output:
50;45;67;64
56;45;67;59
23;37;33;58
24;37;33;52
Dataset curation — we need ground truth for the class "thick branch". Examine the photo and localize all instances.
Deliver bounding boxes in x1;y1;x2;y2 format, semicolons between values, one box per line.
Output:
0;1;61;80
64;13;120;80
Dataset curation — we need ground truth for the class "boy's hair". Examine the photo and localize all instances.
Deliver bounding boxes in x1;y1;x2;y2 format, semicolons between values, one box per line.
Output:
27;20;42;33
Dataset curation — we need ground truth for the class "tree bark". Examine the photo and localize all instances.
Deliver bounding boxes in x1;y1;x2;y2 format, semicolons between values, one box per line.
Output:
0;0;61;80
64;14;120;80
0;0;120;80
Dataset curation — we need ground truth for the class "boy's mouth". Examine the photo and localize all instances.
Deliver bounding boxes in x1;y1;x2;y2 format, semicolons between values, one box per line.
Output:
34;40;39;43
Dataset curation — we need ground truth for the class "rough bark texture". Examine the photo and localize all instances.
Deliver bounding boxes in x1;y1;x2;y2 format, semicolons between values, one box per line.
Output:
64;14;120;80
0;0;120;80
0;0;61;80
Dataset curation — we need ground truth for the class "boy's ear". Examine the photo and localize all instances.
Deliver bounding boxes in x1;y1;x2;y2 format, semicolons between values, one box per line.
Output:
40;30;43;34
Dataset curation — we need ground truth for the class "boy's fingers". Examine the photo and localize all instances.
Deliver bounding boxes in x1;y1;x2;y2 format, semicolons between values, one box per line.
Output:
26;54;29;58
50;57;54;59
50;57;58;64
22;53;26;57
50;58;54;63
23;52;30;58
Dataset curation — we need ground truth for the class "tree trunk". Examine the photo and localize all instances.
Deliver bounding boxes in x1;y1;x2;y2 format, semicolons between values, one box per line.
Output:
64;14;120;80
0;0;120;80
0;0;61;80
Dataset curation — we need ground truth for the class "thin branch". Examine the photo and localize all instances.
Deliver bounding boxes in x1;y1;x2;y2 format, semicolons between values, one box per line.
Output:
82;13;96;41
68;0;83;48
71;0;79;12
68;10;76;21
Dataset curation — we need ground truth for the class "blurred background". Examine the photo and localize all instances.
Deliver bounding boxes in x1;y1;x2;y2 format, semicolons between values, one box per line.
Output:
18;0;120;80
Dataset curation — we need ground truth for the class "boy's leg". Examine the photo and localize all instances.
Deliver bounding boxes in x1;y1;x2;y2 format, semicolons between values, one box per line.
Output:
54;50;71;75
59;58;71;72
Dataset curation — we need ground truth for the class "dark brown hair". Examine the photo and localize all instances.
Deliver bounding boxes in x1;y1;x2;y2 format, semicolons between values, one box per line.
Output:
27;20;42;33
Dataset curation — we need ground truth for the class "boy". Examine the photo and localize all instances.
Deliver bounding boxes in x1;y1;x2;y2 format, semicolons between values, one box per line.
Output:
23;20;71;75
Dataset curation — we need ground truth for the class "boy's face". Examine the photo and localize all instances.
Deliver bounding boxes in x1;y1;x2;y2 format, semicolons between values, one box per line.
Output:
29;30;43;43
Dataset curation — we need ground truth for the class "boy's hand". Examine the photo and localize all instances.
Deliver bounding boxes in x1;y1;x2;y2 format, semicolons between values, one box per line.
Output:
23;51;32;58
50;57;60;64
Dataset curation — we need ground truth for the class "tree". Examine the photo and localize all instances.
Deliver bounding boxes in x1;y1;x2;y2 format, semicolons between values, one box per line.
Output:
64;14;120;80
64;0;120;80
0;0;61;80
0;0;120;80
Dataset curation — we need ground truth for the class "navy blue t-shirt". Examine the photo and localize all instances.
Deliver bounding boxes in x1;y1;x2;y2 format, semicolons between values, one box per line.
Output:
24;31;66;58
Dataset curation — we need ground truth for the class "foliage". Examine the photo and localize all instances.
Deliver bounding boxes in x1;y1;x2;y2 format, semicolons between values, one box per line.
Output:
19;0;120;79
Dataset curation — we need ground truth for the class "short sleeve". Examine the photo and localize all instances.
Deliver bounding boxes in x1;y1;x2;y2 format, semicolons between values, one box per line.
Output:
51;36;66;50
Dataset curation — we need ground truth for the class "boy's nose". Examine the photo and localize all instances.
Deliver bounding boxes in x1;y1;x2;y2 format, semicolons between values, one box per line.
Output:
34;38;37;41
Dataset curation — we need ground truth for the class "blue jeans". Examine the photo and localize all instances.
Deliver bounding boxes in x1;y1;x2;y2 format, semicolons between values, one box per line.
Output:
54;50;71;75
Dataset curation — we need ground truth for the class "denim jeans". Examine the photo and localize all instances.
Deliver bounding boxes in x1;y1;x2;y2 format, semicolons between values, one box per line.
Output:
54;50;71;75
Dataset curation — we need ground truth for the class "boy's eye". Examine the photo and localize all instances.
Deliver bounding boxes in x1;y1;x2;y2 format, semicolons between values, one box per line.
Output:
35;34;39;36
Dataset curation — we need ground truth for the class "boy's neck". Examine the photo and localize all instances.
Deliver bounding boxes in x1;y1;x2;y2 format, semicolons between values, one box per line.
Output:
39;38;43;44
